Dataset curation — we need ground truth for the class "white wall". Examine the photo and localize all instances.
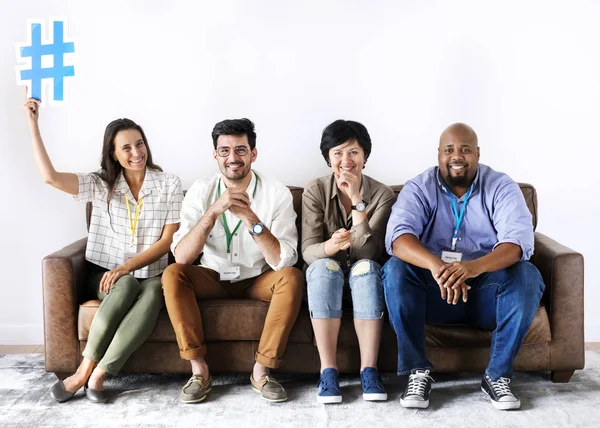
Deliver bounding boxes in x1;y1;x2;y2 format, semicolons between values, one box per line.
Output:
1;0;598;343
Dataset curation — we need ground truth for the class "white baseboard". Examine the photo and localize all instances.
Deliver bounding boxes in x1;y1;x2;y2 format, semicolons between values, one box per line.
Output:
0;324;43;345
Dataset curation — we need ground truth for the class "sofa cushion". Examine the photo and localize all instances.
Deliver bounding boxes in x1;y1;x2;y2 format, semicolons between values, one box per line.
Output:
335;305;550;348
78;299;314;344
79;300;550;347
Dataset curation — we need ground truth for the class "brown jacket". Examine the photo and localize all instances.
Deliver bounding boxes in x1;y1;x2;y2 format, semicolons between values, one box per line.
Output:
301;174;395;267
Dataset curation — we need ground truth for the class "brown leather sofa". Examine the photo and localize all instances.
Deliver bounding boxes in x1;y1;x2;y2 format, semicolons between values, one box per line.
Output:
42;183;584;382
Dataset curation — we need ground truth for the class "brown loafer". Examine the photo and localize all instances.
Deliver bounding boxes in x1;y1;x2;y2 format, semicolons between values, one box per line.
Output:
180;374;212;404
250;374;287;403
50;380;77;403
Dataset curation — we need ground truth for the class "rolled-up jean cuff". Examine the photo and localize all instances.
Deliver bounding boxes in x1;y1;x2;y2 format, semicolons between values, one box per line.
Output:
310;309;343;319
255;352;283;369
353;310;385;320
180;344;207;360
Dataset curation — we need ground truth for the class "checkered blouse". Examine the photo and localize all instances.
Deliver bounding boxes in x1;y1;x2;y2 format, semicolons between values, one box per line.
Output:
74;169;183;278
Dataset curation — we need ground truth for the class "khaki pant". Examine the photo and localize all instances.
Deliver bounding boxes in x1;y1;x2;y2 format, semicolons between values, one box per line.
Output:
162;264;304;369
83;269;164;375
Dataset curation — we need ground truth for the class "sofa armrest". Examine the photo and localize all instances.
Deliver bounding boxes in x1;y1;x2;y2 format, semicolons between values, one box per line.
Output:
532;232;585;371
42;237;88;374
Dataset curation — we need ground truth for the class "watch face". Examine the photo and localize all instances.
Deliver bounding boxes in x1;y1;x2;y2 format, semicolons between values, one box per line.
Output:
355;202;366;211
252;223;264;235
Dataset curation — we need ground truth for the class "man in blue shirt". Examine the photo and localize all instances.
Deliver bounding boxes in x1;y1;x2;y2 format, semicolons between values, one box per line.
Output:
382;123;545;410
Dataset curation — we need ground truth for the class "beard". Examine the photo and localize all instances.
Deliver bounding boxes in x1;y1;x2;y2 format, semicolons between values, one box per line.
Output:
220;161;251;182
444;165;471;187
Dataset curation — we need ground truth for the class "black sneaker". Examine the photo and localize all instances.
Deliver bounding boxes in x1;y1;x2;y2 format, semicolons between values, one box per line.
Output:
481;374;521;410
400;369;434;409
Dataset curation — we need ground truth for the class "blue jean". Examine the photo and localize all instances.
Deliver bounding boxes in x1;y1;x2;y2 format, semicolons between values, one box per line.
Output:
381;257;545;380
306;258;385;320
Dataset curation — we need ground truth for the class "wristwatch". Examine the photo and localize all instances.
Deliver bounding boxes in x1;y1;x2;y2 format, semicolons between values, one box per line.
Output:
351;201;368;212
249;221;265;236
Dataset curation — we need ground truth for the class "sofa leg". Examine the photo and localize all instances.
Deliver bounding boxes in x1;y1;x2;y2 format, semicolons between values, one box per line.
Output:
551;370;574;383
54;372;70;381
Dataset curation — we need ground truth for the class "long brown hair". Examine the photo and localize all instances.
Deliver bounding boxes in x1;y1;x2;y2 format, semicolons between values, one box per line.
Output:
94;118;162;209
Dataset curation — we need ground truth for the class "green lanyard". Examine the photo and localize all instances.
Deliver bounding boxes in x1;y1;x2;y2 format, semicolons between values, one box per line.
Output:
217;176;259;254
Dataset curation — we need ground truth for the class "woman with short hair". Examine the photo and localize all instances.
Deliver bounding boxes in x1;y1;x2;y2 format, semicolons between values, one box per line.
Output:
302;119;395;404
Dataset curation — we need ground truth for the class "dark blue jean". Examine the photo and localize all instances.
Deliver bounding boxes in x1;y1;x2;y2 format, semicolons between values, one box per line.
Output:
381;257;545;380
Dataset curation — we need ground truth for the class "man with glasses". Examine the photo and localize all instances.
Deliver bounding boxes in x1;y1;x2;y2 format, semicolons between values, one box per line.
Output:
162;118;303;404
382;123;545;410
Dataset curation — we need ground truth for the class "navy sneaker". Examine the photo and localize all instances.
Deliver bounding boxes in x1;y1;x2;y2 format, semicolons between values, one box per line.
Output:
481;374;521;410
400;369;434;409
360;367;388;401
317;368;342;404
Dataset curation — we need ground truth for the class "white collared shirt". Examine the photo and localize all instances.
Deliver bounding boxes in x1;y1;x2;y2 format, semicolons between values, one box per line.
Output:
75;169;183;278
172;170;298;281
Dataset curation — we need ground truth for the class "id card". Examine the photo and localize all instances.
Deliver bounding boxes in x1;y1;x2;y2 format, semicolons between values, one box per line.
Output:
219;265;241;281
441;251;463;263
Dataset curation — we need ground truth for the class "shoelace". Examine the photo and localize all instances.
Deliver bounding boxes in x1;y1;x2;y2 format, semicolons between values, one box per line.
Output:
256;375;280;387
262;376;280;386
185;374;207;388
362;371;384;391
406;370;435;397
490;377;514;397
318;372;340;392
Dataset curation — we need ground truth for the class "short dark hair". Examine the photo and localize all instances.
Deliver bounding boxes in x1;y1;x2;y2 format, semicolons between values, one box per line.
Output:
320;120;372;165
211;118;256;149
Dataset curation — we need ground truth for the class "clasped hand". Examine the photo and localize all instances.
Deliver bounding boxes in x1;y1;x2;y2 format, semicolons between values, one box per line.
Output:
432;261;478;305
329;228;352;252
211;186;257;225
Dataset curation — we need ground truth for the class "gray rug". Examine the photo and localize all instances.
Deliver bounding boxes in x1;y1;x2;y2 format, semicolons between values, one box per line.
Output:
1;351;599;428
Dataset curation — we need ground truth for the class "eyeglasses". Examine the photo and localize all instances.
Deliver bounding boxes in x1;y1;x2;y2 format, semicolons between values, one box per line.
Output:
216;145;250;157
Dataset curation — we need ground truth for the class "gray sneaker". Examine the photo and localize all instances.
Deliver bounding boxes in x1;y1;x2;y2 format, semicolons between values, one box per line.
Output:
180;374;212;403
250;374;287;403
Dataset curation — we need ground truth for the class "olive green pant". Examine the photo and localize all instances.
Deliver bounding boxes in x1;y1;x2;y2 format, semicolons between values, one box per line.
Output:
81;269;164;375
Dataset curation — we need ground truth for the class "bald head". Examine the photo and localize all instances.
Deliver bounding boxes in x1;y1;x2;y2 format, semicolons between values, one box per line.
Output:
437;123;480;196
439;123;478;148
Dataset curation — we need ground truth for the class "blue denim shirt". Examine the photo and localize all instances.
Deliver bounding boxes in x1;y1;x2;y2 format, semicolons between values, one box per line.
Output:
385;164;534;262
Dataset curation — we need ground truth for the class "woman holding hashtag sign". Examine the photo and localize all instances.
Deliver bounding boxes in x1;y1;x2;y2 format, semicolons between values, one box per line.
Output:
23;91;183;404
301;120;396;404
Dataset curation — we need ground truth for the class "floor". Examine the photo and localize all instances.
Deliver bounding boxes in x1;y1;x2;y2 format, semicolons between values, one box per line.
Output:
4;351;600;428
1;343;600;353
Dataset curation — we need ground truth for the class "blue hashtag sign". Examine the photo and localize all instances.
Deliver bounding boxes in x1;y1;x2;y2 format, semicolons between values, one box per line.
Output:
16;19;75;102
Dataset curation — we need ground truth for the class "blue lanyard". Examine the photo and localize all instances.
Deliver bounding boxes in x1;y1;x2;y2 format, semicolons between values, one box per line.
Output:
443;184;472;251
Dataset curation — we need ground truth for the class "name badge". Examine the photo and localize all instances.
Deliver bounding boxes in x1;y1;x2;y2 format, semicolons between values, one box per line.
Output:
123;252;139;264
441;251;463;263
219;265;241;281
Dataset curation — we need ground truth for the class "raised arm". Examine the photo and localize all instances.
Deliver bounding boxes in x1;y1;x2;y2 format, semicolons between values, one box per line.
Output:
351;186;395;261
23;90;78;195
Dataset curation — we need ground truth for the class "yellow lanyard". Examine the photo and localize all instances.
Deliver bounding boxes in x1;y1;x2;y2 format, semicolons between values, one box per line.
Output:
125;197;144;246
